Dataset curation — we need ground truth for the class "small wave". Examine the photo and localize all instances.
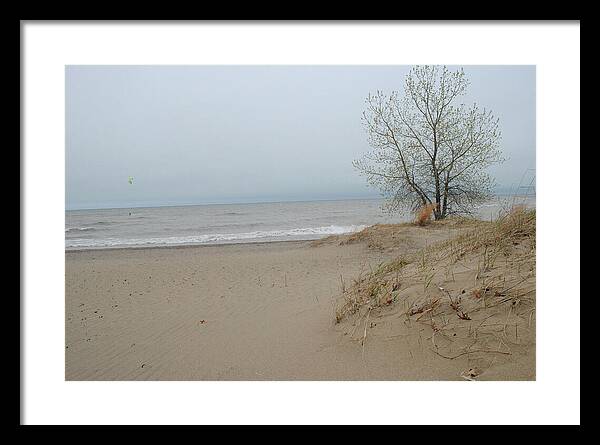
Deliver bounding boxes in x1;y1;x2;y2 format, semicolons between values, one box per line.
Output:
186;222;263;232
65;224;366;249
65;227;96;233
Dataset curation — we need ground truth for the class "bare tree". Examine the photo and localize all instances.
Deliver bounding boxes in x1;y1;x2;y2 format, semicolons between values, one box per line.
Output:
354;65;503;220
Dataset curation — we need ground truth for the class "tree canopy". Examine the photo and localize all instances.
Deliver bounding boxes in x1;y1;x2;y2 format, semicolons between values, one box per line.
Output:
354;65;504;220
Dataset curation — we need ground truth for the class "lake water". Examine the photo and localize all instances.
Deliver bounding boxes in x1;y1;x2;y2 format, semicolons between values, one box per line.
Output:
65;196;535;250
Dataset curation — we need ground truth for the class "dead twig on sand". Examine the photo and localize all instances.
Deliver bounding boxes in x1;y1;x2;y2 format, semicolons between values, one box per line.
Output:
490;333;512;354
362;307;372;358
438;286;457;308
348;311;364;338
528;309;535;328
408;298;440;317
415;307;434;321
503;305;513;338
457;310;471;320
476;314;496;329
499;275;532;295
429;347;511;360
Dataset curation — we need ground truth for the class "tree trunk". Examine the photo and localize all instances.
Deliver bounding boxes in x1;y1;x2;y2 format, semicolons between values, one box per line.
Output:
434;175;442;220
440;174;450;219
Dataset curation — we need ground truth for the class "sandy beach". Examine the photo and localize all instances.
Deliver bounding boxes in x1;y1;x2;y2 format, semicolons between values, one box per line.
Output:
66;215;535;381
66;240;396;380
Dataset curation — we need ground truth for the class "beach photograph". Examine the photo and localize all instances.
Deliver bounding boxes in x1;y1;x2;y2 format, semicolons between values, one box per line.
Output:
21;20;580;426
65;64;537;381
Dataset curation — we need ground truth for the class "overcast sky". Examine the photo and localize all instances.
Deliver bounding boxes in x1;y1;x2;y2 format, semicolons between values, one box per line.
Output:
66;65;535;210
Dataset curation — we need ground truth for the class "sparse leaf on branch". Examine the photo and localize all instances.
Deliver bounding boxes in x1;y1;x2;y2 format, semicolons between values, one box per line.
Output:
355;65;504;220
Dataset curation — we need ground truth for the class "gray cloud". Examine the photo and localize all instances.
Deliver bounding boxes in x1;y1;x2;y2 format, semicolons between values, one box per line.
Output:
66;65;535;209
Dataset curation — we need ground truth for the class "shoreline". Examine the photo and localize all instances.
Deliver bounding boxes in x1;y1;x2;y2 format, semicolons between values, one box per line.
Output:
65;238;314;254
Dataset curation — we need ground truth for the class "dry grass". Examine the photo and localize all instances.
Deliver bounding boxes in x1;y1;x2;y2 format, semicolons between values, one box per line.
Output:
312;217;473;252
415;203;438;226
444;205;535;254
334;206;536;366
334;257;410;323
311;223;412;251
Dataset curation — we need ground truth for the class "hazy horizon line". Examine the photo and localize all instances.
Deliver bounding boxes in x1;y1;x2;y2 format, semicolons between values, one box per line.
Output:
66;189;534;212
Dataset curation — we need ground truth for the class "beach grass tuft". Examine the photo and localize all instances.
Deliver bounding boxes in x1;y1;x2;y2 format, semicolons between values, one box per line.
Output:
334;206;536;366
415;203;438;226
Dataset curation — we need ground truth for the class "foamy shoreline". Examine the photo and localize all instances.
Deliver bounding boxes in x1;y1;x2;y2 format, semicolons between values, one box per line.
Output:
65;238;310;253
